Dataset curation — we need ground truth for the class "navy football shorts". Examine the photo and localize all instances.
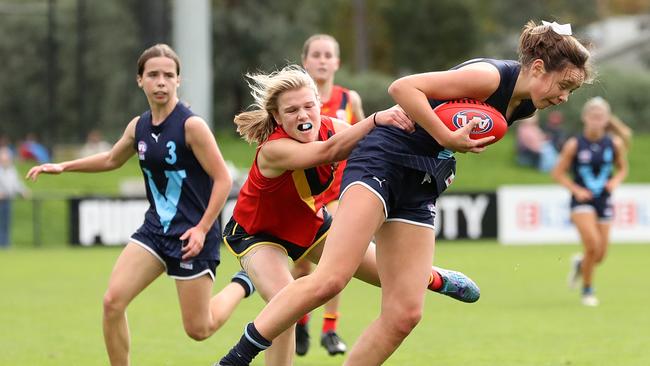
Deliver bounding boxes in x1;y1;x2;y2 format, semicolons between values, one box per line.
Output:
340;156;443;229
571;193;613;222
131;227;218;281
222;209;331;262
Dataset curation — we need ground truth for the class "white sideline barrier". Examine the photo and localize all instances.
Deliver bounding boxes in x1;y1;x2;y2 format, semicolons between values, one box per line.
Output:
497;184;650;244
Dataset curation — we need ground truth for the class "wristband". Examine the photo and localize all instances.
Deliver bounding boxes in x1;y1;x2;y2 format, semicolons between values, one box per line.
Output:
373;112;379;126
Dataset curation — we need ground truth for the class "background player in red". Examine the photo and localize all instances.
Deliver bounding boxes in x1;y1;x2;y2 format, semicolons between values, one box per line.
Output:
26;44;255;366
217;20;593;366
552;96;629;306
291;33;366;357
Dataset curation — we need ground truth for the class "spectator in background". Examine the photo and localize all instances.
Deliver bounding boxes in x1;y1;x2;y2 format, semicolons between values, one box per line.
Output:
18;133;51;164
543;110;568;152
78;129;112;158
516;114;558;172
0;144;29;248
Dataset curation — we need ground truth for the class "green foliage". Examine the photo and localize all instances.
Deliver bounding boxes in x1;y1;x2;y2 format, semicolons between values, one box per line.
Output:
211;0;330;130
0;0;144;145
379;0;482;73
334;67;395;115
2;0;650;146
1;243;649;365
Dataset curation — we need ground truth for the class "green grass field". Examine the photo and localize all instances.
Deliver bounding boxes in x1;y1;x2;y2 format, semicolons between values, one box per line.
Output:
1;242;649;365
3;132;649;365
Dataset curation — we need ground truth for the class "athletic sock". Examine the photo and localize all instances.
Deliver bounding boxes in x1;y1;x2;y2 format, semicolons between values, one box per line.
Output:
582;286;594;296
427;269;444;291
231;277;254;298
219;322;271;366
322;313;338;334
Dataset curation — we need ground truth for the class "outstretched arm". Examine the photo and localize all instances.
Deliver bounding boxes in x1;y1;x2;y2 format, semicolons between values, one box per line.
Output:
26;117;138;181
258;106;413;175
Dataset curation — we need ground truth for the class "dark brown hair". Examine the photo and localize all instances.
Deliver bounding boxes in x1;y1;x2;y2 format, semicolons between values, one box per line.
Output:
518;21;594;83
137;43;181;76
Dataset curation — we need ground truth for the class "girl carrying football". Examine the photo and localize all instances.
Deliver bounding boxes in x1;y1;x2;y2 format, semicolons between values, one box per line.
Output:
217;20;593;366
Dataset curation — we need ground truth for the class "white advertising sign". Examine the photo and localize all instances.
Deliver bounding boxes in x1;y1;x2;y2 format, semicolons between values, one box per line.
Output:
498;185;650;244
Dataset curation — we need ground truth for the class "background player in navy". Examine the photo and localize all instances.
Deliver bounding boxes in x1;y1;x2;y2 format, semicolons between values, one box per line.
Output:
552;97;629;307
26;44;254;366
216;20;593;366
292;33;366;357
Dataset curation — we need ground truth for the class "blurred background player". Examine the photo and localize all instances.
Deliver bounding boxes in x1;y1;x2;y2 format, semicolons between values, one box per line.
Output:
26;44;255;366
552;96;629;307
291;33;366;357
216;20;591;366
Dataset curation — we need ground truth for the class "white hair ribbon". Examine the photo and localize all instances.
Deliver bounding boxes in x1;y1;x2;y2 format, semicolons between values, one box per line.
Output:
542;21;572;36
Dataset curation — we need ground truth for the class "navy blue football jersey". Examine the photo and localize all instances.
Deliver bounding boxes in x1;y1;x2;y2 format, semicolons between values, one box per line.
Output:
133;102;220;260
571;134;615;198
348;58;535;175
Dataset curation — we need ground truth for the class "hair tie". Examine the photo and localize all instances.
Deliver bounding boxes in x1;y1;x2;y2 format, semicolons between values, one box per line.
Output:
542;20;572;36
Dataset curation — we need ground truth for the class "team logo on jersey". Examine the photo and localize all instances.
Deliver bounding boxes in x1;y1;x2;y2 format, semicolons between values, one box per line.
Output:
452;110;493;134
336;109;347;121
578;149;592;164
138;141;147;160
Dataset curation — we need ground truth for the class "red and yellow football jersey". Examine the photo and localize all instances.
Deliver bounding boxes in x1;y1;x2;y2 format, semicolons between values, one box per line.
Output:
233;117;337;247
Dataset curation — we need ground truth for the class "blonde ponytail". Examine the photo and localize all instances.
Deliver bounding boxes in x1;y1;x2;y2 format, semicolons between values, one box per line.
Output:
234;109;275;145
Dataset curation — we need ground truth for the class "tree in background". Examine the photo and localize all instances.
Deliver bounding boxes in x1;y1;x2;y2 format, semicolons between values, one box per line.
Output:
1;0;649;143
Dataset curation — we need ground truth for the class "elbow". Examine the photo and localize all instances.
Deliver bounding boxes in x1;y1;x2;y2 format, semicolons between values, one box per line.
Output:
388;79;403;99
550;170;561;183
215;171;233;194
224;174;234;192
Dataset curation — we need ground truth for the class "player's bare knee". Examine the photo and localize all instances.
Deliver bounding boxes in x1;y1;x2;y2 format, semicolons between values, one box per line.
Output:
595;247;607;263
583;241;599;258
185;323;211;341
382;301;423;336
314;275;348;303
102;290;127;317
385;308;423;338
